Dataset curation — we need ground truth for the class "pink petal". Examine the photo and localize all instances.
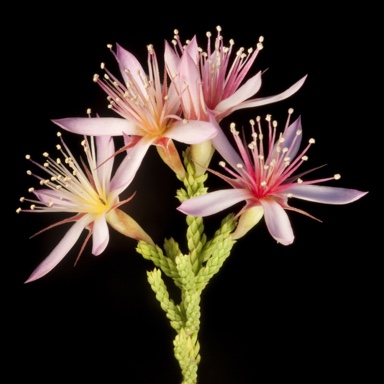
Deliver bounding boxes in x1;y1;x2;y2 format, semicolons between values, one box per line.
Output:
177;189;252;217
166;119;218;144
91;214;110;255
229;75;308;113
34;189;67;205
96;136;115;188
260;199;294;245
280;116;303;159
214;71;262;115
285;185;368;204
184;36;199;63
164;40;180;77
179;52;205;119
52;117;138;136
110;137;153;194
115;44;148;96
211;118;243;170
25;215;92;283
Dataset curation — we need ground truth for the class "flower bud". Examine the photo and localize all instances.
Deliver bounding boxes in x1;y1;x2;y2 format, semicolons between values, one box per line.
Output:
231;205;264;240
107;208;155;246
190;140;215;176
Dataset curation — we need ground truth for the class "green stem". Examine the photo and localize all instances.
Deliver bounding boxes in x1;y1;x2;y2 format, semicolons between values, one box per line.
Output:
136;147;238;384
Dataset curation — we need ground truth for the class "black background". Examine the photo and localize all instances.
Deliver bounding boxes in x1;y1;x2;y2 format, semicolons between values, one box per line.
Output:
6;3;378;383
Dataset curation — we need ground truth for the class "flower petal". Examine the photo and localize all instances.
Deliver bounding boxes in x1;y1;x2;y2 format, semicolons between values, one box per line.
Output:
179;51;207;120
178;189;252;217
91;214;110;255
280;116;303;159
96;135;115;189
25;215;91;283
229;75;308;113
52;117;138;136
166;119;218;144
164;40;180;78
211;121;243;169
110;137;153;194
285;185;368;204
260;199;294;245
115;43;148;96
214;71;262;116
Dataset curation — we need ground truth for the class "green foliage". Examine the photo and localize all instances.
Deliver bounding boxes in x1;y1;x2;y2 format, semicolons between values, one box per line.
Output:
137;148;238;384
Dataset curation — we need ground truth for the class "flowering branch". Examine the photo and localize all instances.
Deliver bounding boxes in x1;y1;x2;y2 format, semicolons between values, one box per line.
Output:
16;26;368;383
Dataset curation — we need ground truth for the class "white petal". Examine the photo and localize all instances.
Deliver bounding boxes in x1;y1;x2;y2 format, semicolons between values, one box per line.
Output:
260;199;294;245
166;120;218;144
52;117;137;136
229;75;308;113
286;185;368;204
96;136;115;190
110;137;153;195
25;215;92;283
214;71;262;115
92;214;110;255
178;189;252;217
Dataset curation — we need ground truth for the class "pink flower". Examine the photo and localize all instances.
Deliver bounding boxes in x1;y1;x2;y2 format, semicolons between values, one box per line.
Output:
177;109;368;245
165;26;307;122
164;26;307;171
53;43;218;187
17;132;153;283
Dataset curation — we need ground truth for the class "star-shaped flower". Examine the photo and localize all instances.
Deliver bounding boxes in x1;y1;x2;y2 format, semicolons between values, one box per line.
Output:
177;109;368;244
17;132;153;282
165;26;307;122
53;43;218;188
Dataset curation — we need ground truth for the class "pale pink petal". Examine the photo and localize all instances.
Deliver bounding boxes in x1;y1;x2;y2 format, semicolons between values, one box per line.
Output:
228;75;308;114
91;214;110;255
34;189;68;205
285;185;368;204
115;43;147;95
164;40;180;77
280;116;302;159
184;36;199;63
25;215;92;283
260;199;294;245
177;189;252;217
52;117;138;136
96;136;115;186
214;71;262;115
210;117;243;170
179;52;205;119
166;119;218;144
110;137;153;194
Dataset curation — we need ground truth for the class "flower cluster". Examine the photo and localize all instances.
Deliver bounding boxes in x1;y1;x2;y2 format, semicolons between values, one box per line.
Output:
16;25;367;384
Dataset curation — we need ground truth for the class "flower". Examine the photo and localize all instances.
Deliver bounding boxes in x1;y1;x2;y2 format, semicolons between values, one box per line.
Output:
177;109;368;245
165;26;307;122
17;131;153;283
53;43;218;187
164;26;307;172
